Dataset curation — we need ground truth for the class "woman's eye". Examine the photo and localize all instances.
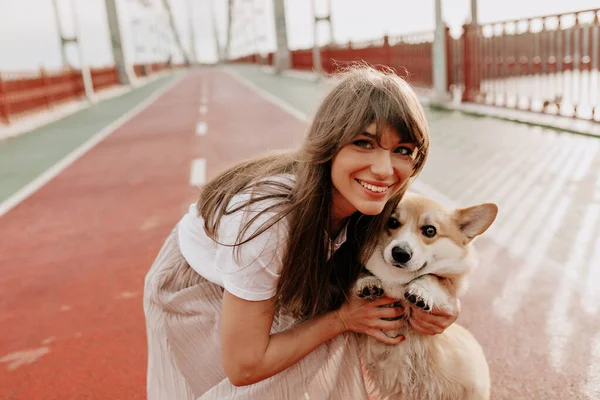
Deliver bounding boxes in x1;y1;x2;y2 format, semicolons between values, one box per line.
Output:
353;139;373;149
394;146;414;156
388;218;401;229
421;225;437;238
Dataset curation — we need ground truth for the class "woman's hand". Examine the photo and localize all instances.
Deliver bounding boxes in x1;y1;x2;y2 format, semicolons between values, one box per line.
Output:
335;295;406;345
408;286;461;335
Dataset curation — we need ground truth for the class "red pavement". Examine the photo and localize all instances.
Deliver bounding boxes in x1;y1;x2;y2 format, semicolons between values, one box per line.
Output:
0;66;597;399
0;67;305;399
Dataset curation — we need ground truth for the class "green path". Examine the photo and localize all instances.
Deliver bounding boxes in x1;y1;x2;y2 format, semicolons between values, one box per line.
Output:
0;73;181;204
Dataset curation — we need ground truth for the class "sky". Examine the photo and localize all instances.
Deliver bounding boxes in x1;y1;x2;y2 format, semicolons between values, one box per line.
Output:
0;0;599;71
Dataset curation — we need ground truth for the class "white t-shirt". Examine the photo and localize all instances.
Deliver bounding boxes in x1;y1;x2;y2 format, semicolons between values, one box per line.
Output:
177;174;348;301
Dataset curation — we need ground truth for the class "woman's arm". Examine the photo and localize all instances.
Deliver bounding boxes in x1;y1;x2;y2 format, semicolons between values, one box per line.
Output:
220;290;405;386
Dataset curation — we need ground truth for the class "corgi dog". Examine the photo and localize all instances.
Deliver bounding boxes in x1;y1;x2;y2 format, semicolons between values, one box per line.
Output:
354;192;498;400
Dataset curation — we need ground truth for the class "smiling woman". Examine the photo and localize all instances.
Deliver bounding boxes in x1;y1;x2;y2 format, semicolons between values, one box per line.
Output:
143;64;460;399
331;122;418;229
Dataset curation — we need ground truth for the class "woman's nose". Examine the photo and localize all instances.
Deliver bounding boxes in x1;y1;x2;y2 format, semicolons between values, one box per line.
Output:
370;150;394;178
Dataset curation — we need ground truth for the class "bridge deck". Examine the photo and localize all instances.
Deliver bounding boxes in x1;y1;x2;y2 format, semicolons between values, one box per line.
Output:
0;65;598;399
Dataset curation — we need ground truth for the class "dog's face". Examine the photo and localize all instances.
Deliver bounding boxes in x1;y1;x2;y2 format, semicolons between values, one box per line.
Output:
365;193;498;285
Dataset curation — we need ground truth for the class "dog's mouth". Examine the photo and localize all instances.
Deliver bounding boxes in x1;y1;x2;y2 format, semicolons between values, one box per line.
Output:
391;261;428;272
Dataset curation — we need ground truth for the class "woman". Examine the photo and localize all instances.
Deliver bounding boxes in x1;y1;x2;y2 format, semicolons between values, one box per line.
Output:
143;64;460;399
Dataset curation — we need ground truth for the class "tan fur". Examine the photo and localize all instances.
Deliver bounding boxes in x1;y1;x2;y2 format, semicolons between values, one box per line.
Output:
355;193;498;399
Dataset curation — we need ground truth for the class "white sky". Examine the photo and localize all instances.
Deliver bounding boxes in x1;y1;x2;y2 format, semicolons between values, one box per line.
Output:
0;0;599;70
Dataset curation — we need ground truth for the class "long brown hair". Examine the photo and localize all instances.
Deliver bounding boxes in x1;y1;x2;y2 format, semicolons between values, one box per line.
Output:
198;64;430;319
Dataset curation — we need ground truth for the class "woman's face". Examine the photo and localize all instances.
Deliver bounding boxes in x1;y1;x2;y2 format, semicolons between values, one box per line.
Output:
331;122;416;222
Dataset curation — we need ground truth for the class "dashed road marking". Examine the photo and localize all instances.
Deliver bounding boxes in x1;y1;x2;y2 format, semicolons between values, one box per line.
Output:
190;158;207;186
196;121;207;136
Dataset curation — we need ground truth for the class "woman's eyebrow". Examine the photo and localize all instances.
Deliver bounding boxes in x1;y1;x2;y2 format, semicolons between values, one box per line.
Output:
358;131;415;147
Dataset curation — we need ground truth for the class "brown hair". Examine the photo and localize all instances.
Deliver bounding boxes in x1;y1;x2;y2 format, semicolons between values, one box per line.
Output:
198;64;430;319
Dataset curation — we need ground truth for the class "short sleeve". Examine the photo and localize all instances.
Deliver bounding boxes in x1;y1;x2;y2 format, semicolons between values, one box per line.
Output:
214;192;289;301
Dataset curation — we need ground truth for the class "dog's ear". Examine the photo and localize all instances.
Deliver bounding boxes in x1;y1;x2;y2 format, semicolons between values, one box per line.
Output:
454;203;498;243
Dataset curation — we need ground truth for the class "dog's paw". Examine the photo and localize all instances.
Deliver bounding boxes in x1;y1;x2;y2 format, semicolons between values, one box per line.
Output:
404;275;450;312
404;291;431;310
355;276;384;300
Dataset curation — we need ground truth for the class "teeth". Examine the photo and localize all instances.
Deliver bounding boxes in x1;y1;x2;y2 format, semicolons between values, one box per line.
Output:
358;180;388;193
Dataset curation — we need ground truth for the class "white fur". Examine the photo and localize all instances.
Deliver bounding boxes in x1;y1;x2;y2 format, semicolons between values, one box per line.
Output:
354;193;497;399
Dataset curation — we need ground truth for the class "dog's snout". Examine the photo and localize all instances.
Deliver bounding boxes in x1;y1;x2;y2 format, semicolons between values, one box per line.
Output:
391;246;412;264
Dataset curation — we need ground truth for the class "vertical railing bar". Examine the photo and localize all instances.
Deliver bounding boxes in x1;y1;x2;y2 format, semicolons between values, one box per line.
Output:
572;19;579;116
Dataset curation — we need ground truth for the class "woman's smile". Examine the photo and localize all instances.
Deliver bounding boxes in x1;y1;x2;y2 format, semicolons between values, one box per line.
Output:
355;179;393;196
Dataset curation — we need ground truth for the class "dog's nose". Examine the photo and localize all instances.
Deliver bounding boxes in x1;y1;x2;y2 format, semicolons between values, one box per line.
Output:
391;246;412;264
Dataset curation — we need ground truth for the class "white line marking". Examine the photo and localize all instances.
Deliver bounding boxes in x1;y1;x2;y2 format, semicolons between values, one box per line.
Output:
0;73;186;218
196;121;208;136
199;105;208;114
223;67;309;123
190;158;206;186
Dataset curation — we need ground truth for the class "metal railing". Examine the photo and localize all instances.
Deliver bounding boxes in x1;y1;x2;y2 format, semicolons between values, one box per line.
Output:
286;32;434;88
462;8;600;120
0;62;175;124
233;7;600;123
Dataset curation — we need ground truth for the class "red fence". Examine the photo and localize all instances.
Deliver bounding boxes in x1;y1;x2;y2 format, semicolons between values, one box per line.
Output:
458;8;600;120
292;33;434;88
235;7;600;123
0;62;174;124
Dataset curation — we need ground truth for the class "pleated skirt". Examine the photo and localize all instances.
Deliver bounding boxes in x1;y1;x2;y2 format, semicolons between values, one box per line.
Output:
143;227;370;399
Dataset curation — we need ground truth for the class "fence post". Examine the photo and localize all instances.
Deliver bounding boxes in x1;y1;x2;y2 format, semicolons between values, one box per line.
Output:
461;22;481;102
0;72;9;124
383;35;392;68
445;26;453;92
40;68;53;109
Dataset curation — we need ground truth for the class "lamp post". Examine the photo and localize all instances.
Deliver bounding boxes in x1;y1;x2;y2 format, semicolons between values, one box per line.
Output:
51;0;96;102
432;0;449;103
71;0;96;102
272;0;290;72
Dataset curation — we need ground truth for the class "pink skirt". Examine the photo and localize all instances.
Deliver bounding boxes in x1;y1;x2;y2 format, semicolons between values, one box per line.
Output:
143;227;370;399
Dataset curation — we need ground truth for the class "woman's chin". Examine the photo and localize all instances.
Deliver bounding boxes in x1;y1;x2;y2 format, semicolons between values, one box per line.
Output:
356;202;386;216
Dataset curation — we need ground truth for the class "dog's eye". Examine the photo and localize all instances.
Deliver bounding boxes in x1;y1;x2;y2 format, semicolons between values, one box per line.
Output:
387;218;401;230
422;225;437;238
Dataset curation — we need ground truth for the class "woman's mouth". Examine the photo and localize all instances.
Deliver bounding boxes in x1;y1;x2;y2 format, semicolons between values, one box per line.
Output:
356;179;391;194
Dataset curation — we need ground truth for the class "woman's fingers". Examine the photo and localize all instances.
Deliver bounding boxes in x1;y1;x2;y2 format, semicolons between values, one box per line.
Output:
365;328;406;345
411;308;448;328
375;318;407;331
369;296;402;307
409;315;444;335
371;306;404;321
